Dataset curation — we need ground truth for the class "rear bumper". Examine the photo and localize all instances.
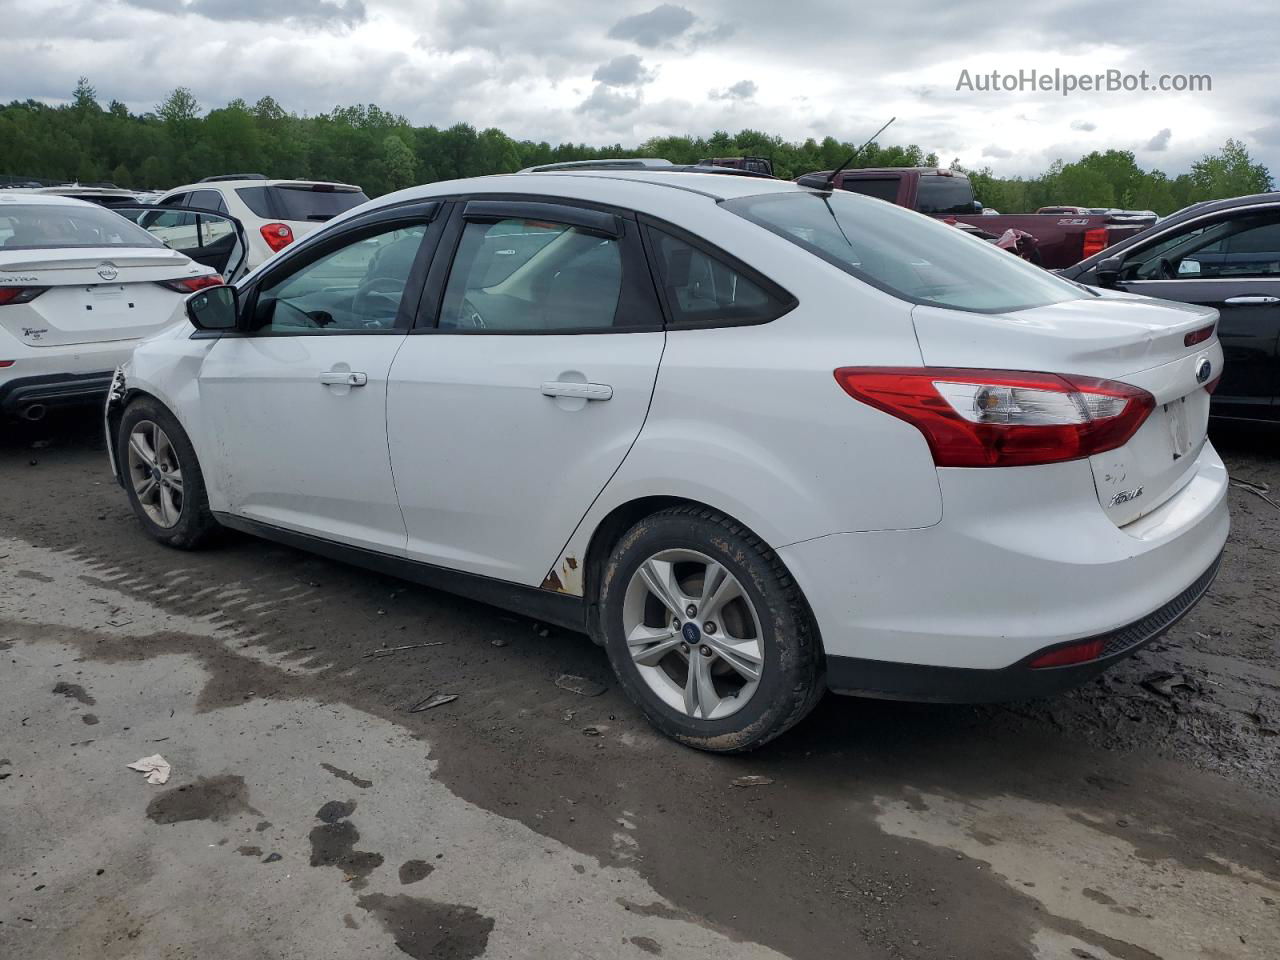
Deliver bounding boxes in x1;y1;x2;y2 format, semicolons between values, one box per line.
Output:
824;552;1221;702
0;371;114;416
779;441;1230;674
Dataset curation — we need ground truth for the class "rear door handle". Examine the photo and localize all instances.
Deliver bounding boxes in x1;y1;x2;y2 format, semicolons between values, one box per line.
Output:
1223;296;1280;305
319;371;368;386
540;381;613;401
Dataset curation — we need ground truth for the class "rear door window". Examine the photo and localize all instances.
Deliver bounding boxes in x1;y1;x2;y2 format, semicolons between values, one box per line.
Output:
839;178;900;204
187;189;229;214
915;175;976;215
644;226;795;326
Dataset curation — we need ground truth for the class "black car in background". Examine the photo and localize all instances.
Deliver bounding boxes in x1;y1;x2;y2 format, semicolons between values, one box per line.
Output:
1062;193;1280;422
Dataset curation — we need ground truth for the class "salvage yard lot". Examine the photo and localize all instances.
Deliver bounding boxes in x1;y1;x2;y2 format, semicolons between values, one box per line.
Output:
2;415;1278;960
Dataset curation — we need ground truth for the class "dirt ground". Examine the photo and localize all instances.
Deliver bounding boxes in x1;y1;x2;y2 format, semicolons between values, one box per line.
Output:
2;412;1277;960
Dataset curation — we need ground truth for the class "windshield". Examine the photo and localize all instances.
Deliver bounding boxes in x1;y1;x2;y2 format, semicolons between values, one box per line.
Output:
724;191;1086;313
0;203;164;250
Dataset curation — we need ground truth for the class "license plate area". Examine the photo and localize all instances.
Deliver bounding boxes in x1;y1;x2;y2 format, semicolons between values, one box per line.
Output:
1165;396;1193;460
83;284;137;315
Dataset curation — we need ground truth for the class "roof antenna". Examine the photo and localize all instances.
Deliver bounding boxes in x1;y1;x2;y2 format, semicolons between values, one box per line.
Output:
825;116;896;191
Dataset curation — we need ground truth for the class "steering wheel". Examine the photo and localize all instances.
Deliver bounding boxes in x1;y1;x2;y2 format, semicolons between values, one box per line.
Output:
352;276;406;325
458;297;486;330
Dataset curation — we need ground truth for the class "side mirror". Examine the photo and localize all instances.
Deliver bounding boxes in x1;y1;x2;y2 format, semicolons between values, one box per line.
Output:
1177;259;1202;276
973;200;984;213
186;284;239;331
1094;255;1124;288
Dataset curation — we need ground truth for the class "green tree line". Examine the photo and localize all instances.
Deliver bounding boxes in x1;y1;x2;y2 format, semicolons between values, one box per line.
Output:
0;79;1272;215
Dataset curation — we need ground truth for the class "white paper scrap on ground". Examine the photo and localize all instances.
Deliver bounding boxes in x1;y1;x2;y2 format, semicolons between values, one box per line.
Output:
126;754;171;785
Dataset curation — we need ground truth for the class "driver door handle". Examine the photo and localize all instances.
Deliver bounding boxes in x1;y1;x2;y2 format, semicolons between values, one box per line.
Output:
1223;296;1280;305
541;381;613;401
319;371;368;386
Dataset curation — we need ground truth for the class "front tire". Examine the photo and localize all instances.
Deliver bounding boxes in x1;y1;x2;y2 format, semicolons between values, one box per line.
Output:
599;505;824;753
118;397;219;549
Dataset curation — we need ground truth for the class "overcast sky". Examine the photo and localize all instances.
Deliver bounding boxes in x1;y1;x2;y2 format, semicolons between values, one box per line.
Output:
2;0;1276;177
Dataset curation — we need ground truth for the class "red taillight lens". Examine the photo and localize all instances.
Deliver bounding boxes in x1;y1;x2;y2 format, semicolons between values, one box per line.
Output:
1205;374;1221;395
260;222;294;253
1082;228;1108;258
1184;323;1216;347
0;286;49;306
0;360;14;368
159;274;224;293
1027;638;1106;669
834;367;1155;467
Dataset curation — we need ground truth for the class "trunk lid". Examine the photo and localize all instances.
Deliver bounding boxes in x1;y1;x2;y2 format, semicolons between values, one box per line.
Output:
911;289;1222;526
0;247;199;347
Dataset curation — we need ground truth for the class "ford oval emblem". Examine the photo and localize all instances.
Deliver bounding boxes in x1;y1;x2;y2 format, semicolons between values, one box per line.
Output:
1195;357;1212;384
97;262;118;281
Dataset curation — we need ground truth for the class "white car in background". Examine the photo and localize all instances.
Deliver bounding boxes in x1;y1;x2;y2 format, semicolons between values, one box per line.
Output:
107;171;1228;752
0;193;244;422
154;175;368;271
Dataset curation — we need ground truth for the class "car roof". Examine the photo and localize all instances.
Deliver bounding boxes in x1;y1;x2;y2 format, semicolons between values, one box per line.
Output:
0;190;100;209
464;170;807;201
164;179;363;192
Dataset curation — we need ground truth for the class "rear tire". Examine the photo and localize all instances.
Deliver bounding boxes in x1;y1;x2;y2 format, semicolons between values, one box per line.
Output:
118;396;219;549
599;505;824;753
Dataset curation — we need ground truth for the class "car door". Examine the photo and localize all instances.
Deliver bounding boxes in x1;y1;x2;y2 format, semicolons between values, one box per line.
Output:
386;199;666;585
197;201;444;551
115;204;250;282
1112;207;1280;420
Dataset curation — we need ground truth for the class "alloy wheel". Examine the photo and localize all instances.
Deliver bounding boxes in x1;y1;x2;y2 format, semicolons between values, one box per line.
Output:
621;549;764;720
126;420;184;529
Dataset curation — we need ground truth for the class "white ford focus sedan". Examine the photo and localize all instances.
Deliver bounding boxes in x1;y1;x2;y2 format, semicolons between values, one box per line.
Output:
106;171;1228;751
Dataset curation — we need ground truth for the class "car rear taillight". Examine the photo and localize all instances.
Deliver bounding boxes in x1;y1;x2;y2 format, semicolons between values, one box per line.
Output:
0;286;49;306
0;360;14;368
833;368;1155;467
1082;228;1109;258
1027;638;1106;669
159;274;224;293
1184;323;1216;347
1205;374;1221;395
260;222;294;252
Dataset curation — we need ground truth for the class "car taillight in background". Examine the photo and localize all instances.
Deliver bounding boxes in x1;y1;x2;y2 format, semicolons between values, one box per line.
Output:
834;367;1155;467
0;286;49;306
1082;227;1109;258
260;222;294;252
159;274;225;293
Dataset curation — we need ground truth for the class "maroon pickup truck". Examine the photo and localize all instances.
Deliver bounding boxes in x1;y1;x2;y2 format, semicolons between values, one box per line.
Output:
794;167;1147;268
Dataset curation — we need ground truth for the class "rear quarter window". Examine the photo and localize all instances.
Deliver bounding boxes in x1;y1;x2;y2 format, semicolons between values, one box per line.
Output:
644;225;795;327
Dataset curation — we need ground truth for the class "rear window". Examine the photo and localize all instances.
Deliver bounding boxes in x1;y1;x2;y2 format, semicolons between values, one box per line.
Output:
0;203;163;250
236;185;369;222
915;175;975;215
725;191;1085;313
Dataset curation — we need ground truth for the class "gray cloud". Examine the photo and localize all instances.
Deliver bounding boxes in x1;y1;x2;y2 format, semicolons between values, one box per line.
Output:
607;4;695;48
121;0;367;26
983;144;1014;158
576;84;643;117
592;54;653;87
1070;120;1096;132
1145;128;1172;151
710;79;756;101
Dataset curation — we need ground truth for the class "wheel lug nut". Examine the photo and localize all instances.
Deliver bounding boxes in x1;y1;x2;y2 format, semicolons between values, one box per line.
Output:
680;643;689;654
699;645;712;657
672;618;680;630
685;604;697;618
703;621;716;634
